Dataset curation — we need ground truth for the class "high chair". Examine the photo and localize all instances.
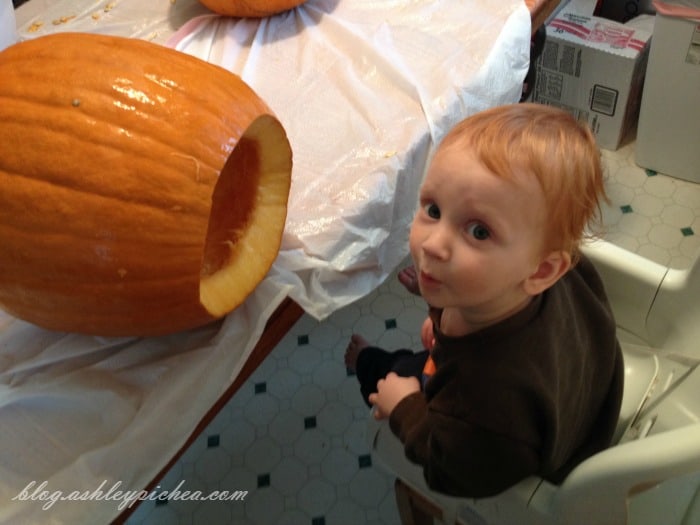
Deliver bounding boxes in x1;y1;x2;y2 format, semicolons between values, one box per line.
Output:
367;240;700;525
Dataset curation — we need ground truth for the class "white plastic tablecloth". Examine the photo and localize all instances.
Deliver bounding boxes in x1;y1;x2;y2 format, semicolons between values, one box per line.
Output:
0;0;530;522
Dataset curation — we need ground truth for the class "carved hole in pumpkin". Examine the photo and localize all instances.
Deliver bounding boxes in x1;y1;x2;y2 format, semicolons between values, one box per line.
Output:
201;135;260;278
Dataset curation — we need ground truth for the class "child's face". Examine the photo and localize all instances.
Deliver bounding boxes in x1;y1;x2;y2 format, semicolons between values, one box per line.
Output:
409;142;549;326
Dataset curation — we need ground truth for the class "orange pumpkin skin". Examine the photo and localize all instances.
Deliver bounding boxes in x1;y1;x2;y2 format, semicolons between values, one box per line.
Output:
0;33;292;337
198;0;307;17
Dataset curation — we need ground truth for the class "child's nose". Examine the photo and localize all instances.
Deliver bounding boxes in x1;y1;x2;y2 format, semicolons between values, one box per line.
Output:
421;225;450;260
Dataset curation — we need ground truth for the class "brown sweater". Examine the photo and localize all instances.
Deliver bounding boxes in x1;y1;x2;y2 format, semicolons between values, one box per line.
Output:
389;255;624;498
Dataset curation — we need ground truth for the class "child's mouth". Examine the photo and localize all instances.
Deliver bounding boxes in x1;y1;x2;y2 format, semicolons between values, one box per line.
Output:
419;271;441;288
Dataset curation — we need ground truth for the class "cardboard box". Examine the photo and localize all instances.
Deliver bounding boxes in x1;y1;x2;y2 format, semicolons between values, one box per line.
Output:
635;1;700;183
532;4;653;150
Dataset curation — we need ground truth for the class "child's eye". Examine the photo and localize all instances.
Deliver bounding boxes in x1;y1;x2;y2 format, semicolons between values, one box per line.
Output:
423;202;440;219
467;222;490;240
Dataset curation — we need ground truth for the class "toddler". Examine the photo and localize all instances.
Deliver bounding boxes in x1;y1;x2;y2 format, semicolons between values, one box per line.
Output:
345;103;624;497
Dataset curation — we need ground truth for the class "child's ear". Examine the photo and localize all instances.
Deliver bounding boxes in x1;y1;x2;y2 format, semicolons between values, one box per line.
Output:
523;250;572;296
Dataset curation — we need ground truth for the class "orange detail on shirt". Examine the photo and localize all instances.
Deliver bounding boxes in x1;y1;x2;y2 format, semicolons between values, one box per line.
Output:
422;355;436;378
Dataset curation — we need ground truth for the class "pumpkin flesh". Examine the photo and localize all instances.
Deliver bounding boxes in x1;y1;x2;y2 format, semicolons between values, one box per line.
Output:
0;33;292;336
201;115;291;317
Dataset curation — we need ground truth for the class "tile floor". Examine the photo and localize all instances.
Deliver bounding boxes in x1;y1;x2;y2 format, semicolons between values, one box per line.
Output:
599;142;700;269
125;141;700;525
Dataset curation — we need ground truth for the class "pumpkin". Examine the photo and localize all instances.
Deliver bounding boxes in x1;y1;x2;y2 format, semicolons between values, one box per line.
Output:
0;33;292;337
197;0;307;17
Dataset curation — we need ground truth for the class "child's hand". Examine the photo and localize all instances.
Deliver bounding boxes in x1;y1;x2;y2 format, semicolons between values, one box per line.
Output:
369;372;420;420
421;316;435;350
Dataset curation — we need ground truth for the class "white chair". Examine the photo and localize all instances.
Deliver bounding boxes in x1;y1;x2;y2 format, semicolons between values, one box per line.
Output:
367;241;700;525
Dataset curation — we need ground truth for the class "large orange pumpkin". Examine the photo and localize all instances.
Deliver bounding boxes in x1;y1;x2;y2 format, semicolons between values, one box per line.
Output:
198;0;307;17
0;33;292;337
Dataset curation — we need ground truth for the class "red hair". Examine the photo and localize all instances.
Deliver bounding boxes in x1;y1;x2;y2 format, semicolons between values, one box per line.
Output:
440;103;607;261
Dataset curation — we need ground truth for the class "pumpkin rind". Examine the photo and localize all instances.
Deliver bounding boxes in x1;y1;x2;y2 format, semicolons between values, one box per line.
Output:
0;33;292;336
197;0;307;17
